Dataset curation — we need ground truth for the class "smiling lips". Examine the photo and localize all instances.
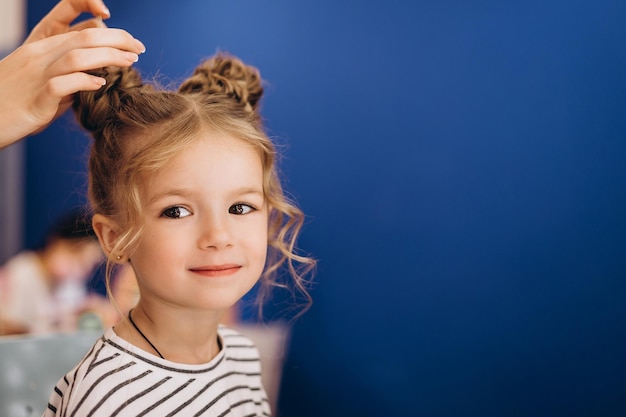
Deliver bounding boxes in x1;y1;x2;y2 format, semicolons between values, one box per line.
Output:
190;264;241;277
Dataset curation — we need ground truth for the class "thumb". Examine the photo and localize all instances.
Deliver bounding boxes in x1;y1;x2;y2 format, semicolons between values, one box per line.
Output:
70;17;108;32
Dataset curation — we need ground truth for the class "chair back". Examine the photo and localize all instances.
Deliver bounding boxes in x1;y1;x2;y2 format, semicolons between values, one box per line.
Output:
0;331;99;417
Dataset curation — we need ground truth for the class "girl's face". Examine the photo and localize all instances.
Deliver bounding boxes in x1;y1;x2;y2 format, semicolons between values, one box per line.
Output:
127;131;268;313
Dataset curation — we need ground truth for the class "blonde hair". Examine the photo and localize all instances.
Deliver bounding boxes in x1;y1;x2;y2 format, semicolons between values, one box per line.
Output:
73;53;315;316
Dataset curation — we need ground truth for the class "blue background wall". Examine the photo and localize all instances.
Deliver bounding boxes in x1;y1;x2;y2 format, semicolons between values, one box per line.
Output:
25;1;626;415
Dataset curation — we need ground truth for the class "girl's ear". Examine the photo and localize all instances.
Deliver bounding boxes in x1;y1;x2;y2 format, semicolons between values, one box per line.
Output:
92;214;123;262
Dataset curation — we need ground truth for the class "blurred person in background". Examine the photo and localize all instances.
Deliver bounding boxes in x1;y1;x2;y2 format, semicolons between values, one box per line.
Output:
0;209;108;335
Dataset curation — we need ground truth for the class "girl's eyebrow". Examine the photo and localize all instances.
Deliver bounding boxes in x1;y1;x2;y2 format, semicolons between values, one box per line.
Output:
236;187;264;197
149;187;264;204
148;188;193;204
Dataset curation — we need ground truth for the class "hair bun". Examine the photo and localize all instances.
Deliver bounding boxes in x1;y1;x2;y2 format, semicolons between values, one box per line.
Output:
73;66;144;134
179;52;263;112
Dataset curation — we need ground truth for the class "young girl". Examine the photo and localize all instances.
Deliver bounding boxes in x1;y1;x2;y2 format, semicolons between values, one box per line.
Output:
43;52;314;416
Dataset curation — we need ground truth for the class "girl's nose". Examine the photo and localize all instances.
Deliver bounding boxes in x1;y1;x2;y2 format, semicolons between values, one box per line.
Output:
198;213;232;250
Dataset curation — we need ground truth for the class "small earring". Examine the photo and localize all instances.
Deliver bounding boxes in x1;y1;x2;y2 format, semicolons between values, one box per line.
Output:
116;255;122;261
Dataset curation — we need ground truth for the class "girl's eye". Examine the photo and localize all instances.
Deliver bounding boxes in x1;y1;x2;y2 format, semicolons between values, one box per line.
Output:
229;203;254;215
161;206;191;219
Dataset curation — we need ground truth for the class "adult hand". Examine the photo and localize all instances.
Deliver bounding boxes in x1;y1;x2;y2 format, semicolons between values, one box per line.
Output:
0;0;146;149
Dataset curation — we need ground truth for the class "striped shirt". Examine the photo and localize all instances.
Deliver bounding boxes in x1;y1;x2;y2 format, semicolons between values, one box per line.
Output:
43;326;271;416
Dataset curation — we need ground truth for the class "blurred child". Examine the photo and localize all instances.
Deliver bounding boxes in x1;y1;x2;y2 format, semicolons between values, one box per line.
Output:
0;209;105;334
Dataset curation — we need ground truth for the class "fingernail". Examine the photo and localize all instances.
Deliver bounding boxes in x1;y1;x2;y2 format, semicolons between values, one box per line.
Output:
101;5;111;18
135;39;146;54
124;52;139;63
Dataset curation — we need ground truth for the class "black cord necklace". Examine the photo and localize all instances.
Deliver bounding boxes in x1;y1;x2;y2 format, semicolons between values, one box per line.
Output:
128;309;165;359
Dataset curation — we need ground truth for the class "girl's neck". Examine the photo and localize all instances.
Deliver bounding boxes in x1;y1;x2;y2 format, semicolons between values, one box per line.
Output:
116;303;223;364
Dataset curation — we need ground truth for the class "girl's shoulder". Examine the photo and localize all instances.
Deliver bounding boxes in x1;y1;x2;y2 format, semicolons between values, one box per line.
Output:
217;325;264;368
217;325;259;350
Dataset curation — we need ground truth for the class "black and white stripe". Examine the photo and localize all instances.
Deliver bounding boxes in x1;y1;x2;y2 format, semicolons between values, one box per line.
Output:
44;326;271;416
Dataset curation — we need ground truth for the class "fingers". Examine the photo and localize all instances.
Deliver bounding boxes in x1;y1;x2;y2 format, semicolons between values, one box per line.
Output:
69;17;108;32
49;46;141;77
29;72;106;133
12;26;145;104
25;0;110;43
45;72;107;102
63;27;145;54
46;0;110;28
27;28;145;69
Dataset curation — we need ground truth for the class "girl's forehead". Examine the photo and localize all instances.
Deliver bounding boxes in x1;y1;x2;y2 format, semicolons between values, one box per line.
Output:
128;127;260;169
143;133;264;197
177;132;261;165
